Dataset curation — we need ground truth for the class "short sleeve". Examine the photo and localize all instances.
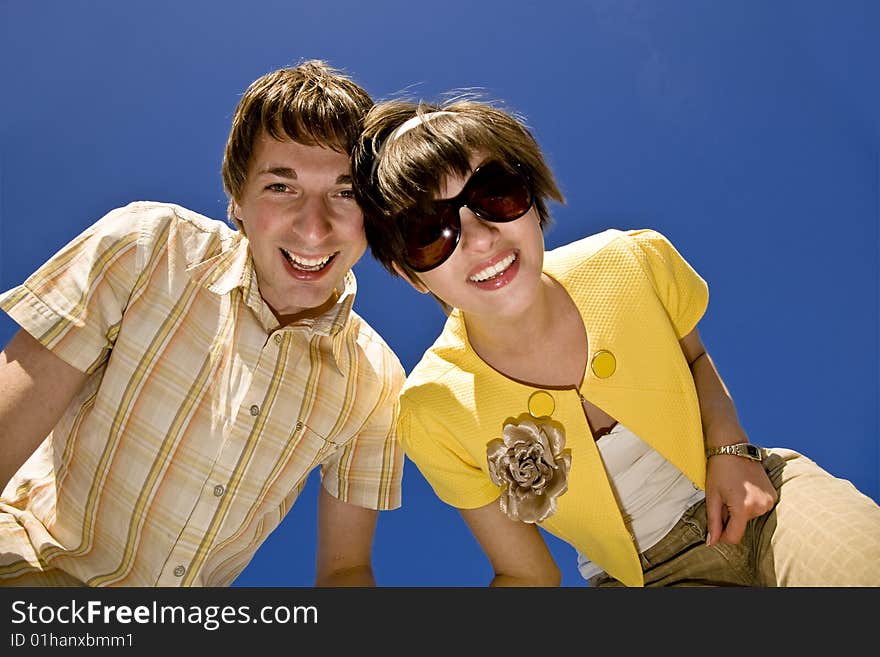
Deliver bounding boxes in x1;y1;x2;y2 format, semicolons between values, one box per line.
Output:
398;399;500;510
0;205;143;373
627;229;709;338
319;342;406;510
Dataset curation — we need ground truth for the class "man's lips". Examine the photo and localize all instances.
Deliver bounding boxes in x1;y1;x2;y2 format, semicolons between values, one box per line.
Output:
280;247;336;272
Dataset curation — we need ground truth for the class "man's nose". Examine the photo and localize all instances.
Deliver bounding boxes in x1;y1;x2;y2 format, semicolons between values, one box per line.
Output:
291;195;332;242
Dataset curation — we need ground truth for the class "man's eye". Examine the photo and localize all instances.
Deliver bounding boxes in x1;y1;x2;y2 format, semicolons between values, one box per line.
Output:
337;189;355;199
266;183;288;192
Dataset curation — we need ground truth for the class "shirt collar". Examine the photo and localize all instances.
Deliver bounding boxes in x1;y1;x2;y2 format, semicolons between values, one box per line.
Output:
185;234;357;344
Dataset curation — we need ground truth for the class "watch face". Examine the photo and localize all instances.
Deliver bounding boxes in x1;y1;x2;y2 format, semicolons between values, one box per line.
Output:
743;444;762;460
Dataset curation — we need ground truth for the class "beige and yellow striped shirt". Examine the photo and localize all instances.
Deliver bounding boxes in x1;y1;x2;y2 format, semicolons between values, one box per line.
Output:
0;201;405;586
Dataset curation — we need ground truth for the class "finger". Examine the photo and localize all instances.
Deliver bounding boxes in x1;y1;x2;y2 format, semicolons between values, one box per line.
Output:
719;511;747;545
705;493;724;547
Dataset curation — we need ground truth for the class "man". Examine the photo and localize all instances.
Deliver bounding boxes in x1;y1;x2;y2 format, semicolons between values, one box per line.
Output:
0;60;405;586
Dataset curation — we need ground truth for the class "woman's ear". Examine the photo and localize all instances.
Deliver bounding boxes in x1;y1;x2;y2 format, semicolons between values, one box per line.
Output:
392;262;430;294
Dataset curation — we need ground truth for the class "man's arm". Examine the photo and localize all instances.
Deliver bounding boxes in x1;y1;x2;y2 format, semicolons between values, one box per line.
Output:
0;329;89;489
314;485;380;586
679;327;777;546
459;499;561;586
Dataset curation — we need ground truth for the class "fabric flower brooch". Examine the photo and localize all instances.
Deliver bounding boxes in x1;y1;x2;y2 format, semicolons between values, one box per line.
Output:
486;415;571;523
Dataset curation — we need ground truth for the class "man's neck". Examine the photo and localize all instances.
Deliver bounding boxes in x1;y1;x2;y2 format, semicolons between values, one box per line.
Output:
273;288;341;327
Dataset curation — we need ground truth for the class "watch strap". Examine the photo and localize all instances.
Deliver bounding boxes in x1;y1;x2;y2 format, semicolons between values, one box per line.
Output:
705;443;764;462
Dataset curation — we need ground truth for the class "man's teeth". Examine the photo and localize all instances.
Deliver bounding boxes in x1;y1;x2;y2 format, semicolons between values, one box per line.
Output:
469;253;516;282
281;248;333;271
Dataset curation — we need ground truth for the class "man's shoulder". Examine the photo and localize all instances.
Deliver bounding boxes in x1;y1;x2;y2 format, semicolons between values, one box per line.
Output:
347;309;397;354
88;201;234;248
105;202;241;271
346;309;406;381
112;201;232;236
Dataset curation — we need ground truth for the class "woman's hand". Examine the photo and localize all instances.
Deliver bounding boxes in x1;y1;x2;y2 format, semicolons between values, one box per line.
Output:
704;453;778;545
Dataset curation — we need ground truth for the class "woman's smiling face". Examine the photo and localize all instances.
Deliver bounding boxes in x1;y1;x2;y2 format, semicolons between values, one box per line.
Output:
401;151;546;322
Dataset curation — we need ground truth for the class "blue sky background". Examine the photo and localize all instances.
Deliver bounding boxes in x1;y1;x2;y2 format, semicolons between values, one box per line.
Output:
1;1;877;587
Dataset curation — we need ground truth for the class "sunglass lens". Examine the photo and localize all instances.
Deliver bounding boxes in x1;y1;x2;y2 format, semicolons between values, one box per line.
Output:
468;163;532;221
403;206;460;271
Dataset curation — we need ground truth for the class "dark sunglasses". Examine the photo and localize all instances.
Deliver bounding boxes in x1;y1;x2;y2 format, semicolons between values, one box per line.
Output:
400;160;534;272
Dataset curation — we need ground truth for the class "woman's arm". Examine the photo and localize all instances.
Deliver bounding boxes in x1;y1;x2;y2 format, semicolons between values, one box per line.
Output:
459;499;561;586
679;327;777;546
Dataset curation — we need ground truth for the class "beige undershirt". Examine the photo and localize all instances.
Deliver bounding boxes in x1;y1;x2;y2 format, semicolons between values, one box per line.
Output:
576;423;706;581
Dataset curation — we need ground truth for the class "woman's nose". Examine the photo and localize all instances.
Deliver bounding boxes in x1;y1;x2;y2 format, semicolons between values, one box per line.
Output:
458;207;498;254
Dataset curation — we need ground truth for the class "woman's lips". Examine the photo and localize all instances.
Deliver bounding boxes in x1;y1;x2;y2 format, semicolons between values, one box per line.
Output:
468;251;520;290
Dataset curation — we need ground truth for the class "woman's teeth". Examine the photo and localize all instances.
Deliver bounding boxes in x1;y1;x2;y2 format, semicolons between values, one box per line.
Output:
469;253;516;282
281;248;333;271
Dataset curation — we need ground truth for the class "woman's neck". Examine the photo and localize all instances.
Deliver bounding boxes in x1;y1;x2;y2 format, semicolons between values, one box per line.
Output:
462;273;588;389
464;273;559;360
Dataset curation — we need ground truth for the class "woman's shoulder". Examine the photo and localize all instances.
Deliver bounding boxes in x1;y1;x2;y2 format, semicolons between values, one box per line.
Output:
402;326;466;393
544;228;626;275
401;311;485;402
544;227;680;276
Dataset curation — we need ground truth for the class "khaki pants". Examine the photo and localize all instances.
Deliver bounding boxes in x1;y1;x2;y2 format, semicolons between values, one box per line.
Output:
590;448;880;587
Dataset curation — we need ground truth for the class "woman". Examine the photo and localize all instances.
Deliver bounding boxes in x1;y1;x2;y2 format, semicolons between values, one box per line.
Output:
352;98;880;586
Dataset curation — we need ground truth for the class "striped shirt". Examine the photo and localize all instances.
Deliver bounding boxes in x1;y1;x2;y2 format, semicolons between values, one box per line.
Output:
0;201;405;586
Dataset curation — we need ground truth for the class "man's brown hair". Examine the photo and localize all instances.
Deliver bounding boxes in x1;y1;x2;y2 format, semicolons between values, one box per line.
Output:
222;60;373;227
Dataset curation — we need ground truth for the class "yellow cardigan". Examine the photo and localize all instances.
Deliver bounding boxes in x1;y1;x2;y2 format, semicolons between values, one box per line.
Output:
398;228;710;587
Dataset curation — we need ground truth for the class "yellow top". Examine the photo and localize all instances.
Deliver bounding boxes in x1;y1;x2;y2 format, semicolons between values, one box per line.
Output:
398;228;709;587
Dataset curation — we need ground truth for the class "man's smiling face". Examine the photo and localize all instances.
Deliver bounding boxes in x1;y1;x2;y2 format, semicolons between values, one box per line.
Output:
233;130;366;324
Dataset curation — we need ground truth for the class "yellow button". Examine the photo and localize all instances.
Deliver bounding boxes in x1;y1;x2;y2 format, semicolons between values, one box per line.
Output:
528;390;555;418
591;350;616;378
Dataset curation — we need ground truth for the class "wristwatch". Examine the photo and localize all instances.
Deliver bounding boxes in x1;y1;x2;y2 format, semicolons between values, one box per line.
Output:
705;443;764;462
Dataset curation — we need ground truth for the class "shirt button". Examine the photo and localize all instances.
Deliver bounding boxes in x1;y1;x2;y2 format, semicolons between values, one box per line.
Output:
249;404;260;416
274;334;283;345
528;390;555;418
173;565;186;577
213;484;225;497
591;350;617;378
